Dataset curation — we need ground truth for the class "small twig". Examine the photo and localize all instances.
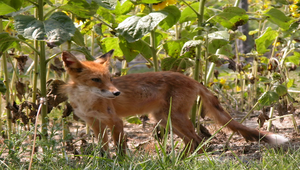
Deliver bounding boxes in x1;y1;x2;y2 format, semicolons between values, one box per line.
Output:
28;97;46;170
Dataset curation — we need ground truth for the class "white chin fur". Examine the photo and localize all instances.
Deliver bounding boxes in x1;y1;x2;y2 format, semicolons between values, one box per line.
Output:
267;134;289;145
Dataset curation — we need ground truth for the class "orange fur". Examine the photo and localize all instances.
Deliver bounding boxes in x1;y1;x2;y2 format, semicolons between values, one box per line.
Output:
61;50;288;155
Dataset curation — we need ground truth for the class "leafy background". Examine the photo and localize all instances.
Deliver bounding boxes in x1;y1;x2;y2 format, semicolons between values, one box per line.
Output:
1;0;300;168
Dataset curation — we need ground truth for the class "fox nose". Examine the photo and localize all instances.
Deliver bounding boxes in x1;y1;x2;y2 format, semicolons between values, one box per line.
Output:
113;91;121;96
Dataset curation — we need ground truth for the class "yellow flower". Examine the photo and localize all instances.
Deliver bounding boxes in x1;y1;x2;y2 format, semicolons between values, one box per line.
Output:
219;78;226;85
290;4;298;12
153;0;177;11
140;4;145;12
292;12;300;17
290;4;300;18
236;86;241;92
272;42;280;46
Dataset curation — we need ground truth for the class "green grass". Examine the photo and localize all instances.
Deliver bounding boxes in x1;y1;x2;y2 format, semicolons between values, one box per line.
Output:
0;118;299;170
1;136;299;170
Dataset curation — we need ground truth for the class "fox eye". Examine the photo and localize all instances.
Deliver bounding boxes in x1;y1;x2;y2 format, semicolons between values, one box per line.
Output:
91;78;101;83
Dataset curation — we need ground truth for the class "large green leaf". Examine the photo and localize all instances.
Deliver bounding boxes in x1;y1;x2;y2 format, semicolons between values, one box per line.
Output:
159;6;181;31
14;12;76;47
100;37;124;58
0;0;24;15
97;6;115;24
275;84;287;96
258;91;279;106
112;0;135;15
0;33;20;54
264;8;293;31
130;0;163;4
163;40;186;58
214;7;248;30
61;0;99;18
143;31;165;48
71;28;85;46
45;12;77;47
0;1;18;15
119;36;152;62
207;31;230;54
116;12;168;42
179;2;214;24
181;40;203;55
161;57;194;71
255;27;278;54
286;52;300;65
14;15;45;40
216;44;234;58
93;0;118;10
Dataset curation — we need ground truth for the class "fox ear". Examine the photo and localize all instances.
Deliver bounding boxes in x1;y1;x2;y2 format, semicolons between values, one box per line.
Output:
62;51;83;69
95;49;114;65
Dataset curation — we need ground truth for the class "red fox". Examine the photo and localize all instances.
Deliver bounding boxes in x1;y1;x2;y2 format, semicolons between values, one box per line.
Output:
61;50;288;155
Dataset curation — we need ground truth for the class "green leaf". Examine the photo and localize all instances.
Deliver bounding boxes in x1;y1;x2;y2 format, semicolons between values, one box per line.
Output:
97;6;115;24
161;58;194;71
159;6;181;31
71;28;85;46
61;0;99;18
100;37;124;58
286;79;295;89
208;31;230;41
208;39;229;54
74;47;94;61
0;1;17;15
179;3;214;24
264;8;293;31
116;12;168;42
112;0;135;15
0;78;6;94
214;7;248;30
286;52;300;65
0;33;20;54
126;116;142;124
119;37;152;62
14;12;76;47
130;0;163;4
255;27;278;54
259;76;271;83
143;31;166;48
275;0;288;5
258;91;279;106
14;15;45;40
93;0;118;10
44;12;77;47
275;84;287;96
94;23;103;36
181;40;203;55
216;44;234;58
163;40;186;58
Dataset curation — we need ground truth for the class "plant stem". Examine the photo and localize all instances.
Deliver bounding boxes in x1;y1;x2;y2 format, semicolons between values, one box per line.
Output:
234;0;241;7
32;40;38;104
149;5;159;72
38;0;48;138
235;39;244;110
191;0;205;126
0;18;12;139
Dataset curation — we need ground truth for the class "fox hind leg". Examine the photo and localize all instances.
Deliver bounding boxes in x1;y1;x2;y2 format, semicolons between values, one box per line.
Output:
152;111;204;154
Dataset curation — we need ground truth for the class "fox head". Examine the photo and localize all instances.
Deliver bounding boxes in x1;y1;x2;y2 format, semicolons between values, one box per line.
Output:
62;50;121;99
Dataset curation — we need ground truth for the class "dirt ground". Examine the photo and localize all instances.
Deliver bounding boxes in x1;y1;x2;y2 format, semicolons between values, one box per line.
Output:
68;109;300;161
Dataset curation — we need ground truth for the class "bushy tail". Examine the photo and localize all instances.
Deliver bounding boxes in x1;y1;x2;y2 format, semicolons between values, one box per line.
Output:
198;84;288;145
